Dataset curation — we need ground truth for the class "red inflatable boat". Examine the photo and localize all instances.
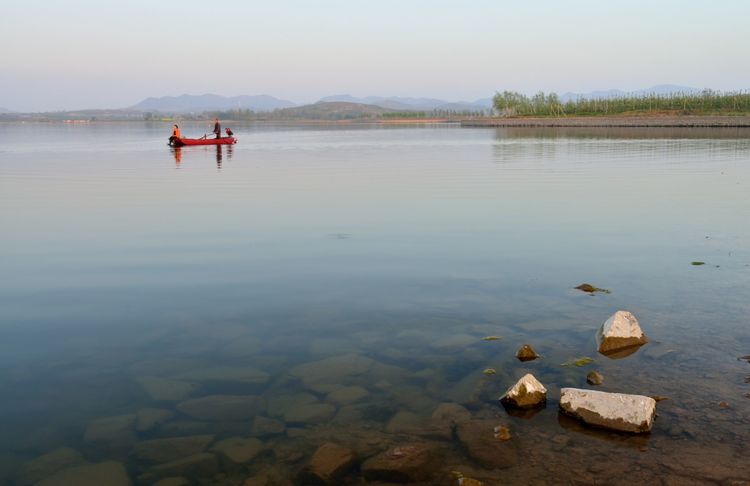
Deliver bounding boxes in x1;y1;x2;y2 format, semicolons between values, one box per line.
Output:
169;137;237;147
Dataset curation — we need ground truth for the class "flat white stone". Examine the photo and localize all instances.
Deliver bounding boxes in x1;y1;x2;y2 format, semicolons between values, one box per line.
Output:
559;388;656;433
500;374;547;408
596;310;648;356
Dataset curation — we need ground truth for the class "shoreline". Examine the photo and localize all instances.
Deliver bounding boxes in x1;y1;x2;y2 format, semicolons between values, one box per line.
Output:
461;115;750;128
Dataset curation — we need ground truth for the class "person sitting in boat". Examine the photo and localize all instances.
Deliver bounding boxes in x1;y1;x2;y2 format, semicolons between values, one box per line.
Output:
169;124;181;145
225;127;233;138
213;118;221;139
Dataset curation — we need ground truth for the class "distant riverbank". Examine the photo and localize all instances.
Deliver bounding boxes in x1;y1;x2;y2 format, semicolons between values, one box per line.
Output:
461;115;750;128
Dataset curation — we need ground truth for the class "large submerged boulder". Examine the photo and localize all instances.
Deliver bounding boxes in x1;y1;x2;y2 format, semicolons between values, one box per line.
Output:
456;420;518;469
596;310;648;358
500;374;547;409
298;443;356;484
361;443;443;483
559;388;656;433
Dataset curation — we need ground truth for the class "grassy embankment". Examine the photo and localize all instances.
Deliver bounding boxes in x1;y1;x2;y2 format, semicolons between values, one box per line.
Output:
492;90;750;117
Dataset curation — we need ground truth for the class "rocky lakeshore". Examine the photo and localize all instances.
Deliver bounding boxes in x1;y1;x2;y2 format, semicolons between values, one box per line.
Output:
1;304;747;486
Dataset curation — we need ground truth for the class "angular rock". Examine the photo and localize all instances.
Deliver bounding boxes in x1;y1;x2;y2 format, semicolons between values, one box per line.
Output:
251;416;286;436
211;437;264;463
36;461;130;486
136;376;197;402
83;414;136;447
133;435;214;464
500;374;547;409
16;447;85;485
325;386;369;406
596;310;648;357
298;443;356;484
515;344;540;362
559;388;656;433
362;443;443;483
142;453;218;480
456;420;518;469
586;371;604;386
176;395;263;421
135;408;174;433
283;403;336;425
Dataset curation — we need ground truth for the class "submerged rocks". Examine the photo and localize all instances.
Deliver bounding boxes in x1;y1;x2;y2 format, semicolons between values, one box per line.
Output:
298;443;356;484
251;416;286;436
431;402;471;424
289;354;374;387
362;443;443;483
141;453;218;481
586;371;604;386
83;414;136;448
133;435;214;464
325;386;369;406
596;310;648;358
211;437;264;463
515;344;540;362
559;388;656;433
176;395;264;421
456;420;518;469
135;408;174;433
500;374;547;409
36;461;130;486
136;376;197;402
283;403;336;425
16;447;86;485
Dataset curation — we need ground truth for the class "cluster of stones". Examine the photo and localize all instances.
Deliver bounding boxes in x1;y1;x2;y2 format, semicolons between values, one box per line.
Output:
500;310;656;433
18;311;655;485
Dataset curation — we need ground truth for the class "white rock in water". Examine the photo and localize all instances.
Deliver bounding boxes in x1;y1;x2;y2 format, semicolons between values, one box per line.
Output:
500;374;547;408
559;388;656;433
596;310;648;357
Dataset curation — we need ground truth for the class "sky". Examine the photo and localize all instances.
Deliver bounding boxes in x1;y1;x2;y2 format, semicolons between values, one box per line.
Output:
1;0;749;112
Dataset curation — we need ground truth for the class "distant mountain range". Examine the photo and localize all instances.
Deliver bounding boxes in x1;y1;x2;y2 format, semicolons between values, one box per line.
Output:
131;94;297;113
560;84;701;103
267;101;389;119
0;107;15;114
130;93;494;113
318;95;493;112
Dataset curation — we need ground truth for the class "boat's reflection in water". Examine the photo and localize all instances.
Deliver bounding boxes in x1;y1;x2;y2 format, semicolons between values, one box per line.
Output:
170;145;233;169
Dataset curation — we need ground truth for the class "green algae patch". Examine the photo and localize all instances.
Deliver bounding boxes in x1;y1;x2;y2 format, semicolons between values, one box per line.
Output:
691;261;705;266
481;336;502;341
482;368;497;375
561;356;594;367
574;283;611;294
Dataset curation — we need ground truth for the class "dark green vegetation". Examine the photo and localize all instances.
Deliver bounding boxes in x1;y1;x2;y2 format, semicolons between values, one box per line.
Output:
574;283;611;294
691;261;706;266
493;90;750;117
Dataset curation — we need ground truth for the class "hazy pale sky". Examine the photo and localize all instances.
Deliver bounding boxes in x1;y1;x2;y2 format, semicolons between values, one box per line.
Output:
2;0;749;111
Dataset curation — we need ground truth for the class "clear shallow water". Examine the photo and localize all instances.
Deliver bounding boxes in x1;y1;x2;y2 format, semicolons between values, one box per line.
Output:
0;122;749;485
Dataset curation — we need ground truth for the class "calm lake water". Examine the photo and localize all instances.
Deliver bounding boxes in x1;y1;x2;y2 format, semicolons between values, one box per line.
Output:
0;122;749;485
